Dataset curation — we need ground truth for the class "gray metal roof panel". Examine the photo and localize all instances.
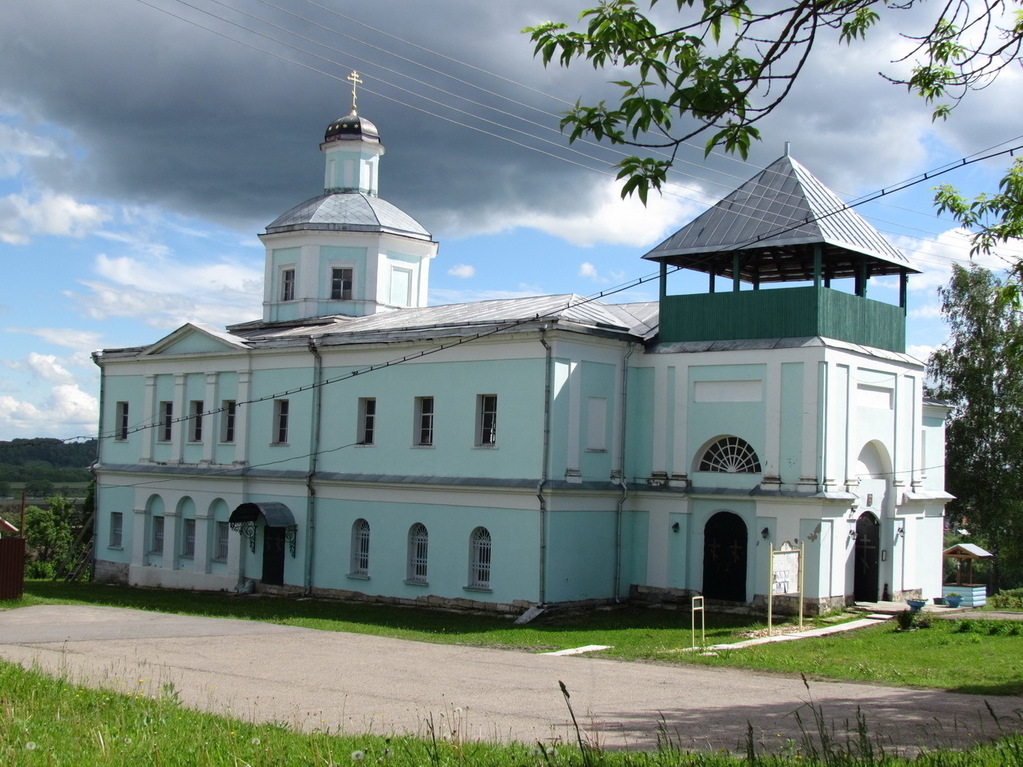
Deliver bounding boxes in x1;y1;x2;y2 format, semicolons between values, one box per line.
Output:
233;295;658;344
644;155;918;277
266;192;433;240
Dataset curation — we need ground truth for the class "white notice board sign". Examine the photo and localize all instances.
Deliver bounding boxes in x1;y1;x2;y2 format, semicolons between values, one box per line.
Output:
772;542;800;596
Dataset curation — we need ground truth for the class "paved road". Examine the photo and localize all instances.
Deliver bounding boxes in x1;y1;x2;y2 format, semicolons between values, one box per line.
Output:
1;605;1020;753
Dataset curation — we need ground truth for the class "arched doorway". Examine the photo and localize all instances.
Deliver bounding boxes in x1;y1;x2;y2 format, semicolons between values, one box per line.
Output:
853;512;881;602
703;511;747;602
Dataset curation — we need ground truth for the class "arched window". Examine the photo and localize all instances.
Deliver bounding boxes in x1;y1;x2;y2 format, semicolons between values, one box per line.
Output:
698;436;762;473
468;527;492;589
406;523;429;583
350;518;370;576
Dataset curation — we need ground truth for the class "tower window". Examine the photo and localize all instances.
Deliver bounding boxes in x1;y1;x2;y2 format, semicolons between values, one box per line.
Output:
414;396;434;447
331;267;353;300
281;268;296;302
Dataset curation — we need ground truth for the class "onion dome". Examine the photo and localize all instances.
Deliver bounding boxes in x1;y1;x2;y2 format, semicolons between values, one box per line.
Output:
324;111;380;144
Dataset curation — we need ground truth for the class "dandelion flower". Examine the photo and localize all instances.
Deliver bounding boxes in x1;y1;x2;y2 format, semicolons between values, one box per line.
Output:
25;742;37;751
251;738;261;746
351;750;365;761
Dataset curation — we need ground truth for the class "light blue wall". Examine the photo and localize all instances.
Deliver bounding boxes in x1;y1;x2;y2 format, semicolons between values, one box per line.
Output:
624;367;654;479
779;362;806;484
579;361;617;482
95;484;134;565
310;499;540;604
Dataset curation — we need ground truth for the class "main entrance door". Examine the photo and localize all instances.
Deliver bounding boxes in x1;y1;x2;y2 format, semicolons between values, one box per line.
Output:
262;526;286;586
703;511;748;602
853;512;880;602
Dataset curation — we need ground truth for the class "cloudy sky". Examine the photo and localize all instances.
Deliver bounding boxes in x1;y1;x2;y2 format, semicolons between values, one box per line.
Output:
1;0;1020;440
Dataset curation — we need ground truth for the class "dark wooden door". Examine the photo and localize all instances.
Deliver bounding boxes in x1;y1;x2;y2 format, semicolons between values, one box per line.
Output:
261;526;286;586
854;513;880;602
703;512;747;602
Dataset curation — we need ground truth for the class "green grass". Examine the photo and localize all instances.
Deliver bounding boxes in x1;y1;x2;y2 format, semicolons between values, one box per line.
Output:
7;582;1023;695
3;660;1023;766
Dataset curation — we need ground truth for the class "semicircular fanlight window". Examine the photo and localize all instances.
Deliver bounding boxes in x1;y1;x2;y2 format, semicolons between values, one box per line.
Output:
699;436;762;474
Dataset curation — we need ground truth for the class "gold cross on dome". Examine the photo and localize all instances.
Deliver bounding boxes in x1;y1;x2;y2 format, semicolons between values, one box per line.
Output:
348;70;363;113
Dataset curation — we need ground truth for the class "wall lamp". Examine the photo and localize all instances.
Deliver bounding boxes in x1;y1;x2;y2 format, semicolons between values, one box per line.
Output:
848;530;858;541
671;522;680;533
761;527;770;540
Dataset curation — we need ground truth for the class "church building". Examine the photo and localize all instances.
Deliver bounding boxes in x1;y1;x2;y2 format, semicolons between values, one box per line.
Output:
91;86;949;614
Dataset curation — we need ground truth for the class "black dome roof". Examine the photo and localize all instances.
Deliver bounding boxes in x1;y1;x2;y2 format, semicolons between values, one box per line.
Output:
324;111;380;144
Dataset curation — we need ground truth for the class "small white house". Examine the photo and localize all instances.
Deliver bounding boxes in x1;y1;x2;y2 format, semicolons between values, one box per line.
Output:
91;101;948;614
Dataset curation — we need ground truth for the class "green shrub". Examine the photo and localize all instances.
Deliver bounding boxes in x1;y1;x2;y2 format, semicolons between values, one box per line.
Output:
989;588;1023;609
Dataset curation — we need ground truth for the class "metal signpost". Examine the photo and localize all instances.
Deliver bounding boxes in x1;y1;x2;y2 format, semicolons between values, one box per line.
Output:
691;595;706;648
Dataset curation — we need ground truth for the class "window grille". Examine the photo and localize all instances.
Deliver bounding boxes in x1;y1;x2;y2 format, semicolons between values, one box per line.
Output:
151;515;165;553
214;521;230;560
331;267;353;300
698;436;762;473
407;523;428;582
350;518;370;575
182;518;196;557
468;527;492;589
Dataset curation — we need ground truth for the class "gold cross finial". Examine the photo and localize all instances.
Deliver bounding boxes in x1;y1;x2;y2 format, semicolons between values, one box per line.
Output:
348;70;363;113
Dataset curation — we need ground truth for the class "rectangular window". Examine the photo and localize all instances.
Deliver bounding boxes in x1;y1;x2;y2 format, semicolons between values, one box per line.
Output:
109;512;123;549
158;401;173;442
330;267;353;300
281;267;296;301
214;521;230;561
151;515;165;553
182;518;196;557
115;402;129;440
220;400;237;443
273;399;290;444
476;394;498;446
358;397;376;445
414;396;434;446
188;400;204;442
586;397;607;451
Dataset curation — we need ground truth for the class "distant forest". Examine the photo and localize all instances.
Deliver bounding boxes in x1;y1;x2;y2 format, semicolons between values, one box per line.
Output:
0;438;97;484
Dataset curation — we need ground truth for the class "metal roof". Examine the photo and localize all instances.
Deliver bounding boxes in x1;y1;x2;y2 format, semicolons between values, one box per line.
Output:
643;155;919;282
265;192;433;241
233;295;659;345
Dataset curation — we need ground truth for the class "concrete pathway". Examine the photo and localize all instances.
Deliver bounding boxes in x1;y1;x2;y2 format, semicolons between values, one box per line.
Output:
1;605;1020;753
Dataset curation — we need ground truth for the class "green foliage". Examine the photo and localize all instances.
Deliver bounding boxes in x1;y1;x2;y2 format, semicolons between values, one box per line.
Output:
989;588;1023;610
24;497;76;578
524;1;1023;281
0;438;96;485
929;265;1023;590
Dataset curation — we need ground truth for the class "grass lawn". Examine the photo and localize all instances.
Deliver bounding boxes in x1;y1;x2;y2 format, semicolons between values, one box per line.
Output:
7;581;1023;695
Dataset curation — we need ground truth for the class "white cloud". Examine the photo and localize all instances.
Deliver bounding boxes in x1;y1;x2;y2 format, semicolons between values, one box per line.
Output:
6;326;103;352
0;191;109;244
448;264;475;279
0;122;60;179
0;384;98;439
579;262;598;279
14;353;77;384
68;252;265;329
907;344;936;365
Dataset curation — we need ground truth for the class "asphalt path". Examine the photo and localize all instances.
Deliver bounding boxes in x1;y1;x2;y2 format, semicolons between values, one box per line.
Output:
1;605;1020;753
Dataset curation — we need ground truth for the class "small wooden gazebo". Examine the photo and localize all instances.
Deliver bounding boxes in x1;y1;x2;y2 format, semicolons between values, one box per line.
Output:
943;543;993;586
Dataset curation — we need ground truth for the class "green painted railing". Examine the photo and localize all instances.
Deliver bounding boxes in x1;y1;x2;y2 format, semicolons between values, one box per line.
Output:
658;286;905;352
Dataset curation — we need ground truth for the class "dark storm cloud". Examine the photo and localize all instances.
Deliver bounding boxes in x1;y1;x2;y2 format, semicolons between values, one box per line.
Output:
1;0;626;236
3;0;1011;241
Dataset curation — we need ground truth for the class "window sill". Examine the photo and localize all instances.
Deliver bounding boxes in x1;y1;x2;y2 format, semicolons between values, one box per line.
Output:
270;442;290;447
404;579;429;587
347;573;370;580
463;585;492;594
355;443;375;448
585;448;608;454
411;444;435;449
108;545;123;551
472;444;498;450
